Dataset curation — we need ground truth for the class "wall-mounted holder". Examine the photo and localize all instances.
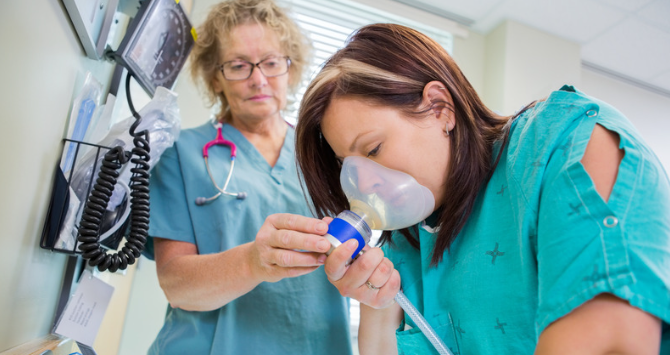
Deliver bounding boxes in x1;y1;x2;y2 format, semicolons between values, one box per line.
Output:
40;138;130;255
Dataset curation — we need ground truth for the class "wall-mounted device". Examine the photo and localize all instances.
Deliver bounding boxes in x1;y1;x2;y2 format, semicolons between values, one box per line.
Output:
110;0;196;96
73;0;195;272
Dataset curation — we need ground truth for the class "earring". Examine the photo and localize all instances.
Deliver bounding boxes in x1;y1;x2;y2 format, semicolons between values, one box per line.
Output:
444;122;450;137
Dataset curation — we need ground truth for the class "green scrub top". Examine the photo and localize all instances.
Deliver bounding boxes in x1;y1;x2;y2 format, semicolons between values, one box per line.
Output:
384;86;670;354
146;122;352;355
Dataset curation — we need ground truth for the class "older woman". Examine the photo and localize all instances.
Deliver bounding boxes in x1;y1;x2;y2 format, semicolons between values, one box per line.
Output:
146;1;352;353
296;24;669;354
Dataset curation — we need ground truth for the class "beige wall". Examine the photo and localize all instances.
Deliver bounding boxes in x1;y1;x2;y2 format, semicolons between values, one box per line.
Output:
482;21;582;114
452;31;486;97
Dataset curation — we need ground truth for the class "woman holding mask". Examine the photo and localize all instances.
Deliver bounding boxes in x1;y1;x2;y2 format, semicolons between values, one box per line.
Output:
296;23;670;354
146;0;352;353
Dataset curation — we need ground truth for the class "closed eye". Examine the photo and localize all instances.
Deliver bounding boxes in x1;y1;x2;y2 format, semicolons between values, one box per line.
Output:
367;143;381;157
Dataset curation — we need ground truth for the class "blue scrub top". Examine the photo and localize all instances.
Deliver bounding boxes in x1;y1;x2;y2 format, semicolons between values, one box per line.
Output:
146;122;352;355
384;86;670;354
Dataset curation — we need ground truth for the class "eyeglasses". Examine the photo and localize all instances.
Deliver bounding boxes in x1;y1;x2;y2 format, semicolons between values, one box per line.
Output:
218;56;291;81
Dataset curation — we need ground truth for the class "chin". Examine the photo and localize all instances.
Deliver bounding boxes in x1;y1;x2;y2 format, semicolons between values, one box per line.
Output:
246;107;279;120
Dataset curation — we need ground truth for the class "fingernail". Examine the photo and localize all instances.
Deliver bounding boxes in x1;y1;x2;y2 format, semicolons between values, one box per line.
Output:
346;239;358;251
318;240;331;251
317;254;327;264
316;222;328;234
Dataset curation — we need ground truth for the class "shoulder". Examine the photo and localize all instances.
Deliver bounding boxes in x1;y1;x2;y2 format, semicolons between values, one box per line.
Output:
154;121;212;170
176;122;213;145
506;85;642;169
517;85;636;139
285;122;297;140
168;121;215;160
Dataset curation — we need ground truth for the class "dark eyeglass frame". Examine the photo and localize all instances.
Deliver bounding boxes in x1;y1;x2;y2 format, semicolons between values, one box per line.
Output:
218;56;291;81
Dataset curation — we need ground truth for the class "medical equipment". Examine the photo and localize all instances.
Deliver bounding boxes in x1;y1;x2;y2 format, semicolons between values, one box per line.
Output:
66;86;180;231
61;72;102;173
70;0;195;272
113;0;195;96
195;121;247;205
75;73;152;272
324;156;454;355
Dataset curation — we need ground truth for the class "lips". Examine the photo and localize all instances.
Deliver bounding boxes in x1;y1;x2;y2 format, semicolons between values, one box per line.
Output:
248;94;271;101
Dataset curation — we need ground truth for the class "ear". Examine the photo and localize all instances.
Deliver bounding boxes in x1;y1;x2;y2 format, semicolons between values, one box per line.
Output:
422;81;455;132
212;75;223;94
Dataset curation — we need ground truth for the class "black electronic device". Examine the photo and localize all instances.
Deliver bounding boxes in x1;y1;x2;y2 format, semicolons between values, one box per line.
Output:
112;0;196;96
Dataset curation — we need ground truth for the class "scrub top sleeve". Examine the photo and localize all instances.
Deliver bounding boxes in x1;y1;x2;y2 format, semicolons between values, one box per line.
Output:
534;109;670;336
146;143;196;259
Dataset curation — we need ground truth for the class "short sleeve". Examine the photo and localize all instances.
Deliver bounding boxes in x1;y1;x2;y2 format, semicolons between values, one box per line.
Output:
145;142;196;259
535;105;670;334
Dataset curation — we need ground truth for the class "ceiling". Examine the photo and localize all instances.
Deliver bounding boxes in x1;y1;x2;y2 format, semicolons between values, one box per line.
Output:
393;0;670;97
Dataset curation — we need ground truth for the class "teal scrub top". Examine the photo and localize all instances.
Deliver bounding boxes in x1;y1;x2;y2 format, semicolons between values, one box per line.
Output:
384;86;670;354
146;122;352;355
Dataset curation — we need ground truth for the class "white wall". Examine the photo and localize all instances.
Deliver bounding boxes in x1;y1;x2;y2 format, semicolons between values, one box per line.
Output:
0;1;116;351
117;258;166;354
581;68;670;172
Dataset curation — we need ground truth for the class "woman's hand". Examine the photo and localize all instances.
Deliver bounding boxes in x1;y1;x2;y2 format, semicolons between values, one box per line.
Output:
250;213;333;283
155;213;331;311
324;239;401;309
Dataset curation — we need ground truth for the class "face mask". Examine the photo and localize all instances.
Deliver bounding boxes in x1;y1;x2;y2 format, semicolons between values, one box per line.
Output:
324;156;435;259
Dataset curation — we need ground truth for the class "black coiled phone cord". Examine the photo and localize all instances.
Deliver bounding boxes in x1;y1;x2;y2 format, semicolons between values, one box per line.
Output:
76;73;150;272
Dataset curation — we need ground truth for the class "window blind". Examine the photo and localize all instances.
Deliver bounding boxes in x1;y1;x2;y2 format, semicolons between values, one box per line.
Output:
278;0;454;124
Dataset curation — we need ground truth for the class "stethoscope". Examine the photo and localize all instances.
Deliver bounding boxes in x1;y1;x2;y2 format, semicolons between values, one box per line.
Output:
195;121;247;205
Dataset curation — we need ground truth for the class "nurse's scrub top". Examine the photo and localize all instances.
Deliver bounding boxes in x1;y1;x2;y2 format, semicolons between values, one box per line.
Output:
384;86;670;354
145;122;352;355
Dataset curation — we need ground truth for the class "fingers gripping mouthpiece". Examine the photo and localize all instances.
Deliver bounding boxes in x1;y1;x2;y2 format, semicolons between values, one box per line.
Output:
324;210;371;260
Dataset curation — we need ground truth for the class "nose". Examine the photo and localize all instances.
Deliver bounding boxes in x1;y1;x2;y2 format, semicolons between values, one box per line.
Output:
356;165;384;195
248;65;268;87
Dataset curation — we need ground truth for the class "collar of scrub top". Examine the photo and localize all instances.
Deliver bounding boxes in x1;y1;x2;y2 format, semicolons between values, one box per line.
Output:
195;121;247;206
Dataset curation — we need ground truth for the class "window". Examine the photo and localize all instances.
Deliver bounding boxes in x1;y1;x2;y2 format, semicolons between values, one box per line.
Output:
279;0;454;124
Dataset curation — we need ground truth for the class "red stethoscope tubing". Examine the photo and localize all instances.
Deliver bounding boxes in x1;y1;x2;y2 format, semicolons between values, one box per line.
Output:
196;123;246;205
203;123;236;158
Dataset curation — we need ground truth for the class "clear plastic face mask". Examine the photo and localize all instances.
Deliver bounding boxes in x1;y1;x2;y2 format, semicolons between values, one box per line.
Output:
340;156;435;231
324;156;435;259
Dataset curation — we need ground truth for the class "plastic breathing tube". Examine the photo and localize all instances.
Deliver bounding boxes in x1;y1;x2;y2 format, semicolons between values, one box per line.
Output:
324;157;454;355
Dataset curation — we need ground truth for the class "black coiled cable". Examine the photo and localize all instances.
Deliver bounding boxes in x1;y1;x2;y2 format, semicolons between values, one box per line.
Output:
77;73;150;272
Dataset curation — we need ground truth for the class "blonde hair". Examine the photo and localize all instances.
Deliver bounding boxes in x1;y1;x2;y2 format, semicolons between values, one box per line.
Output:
189;0;310;118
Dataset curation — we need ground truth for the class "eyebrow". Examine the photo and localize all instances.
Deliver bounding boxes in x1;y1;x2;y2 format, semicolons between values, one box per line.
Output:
330;134;363;161
223;52;282;62
348;130;374;153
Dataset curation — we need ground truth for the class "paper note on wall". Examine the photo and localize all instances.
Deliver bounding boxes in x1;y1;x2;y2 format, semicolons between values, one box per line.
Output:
55;269;114;347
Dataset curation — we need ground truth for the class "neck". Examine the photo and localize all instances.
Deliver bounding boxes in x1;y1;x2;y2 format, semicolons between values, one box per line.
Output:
220;112;286;136
223;113;288;167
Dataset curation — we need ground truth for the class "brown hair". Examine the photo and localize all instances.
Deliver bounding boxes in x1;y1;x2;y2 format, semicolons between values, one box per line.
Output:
189;0;310;119
296;23;522;265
